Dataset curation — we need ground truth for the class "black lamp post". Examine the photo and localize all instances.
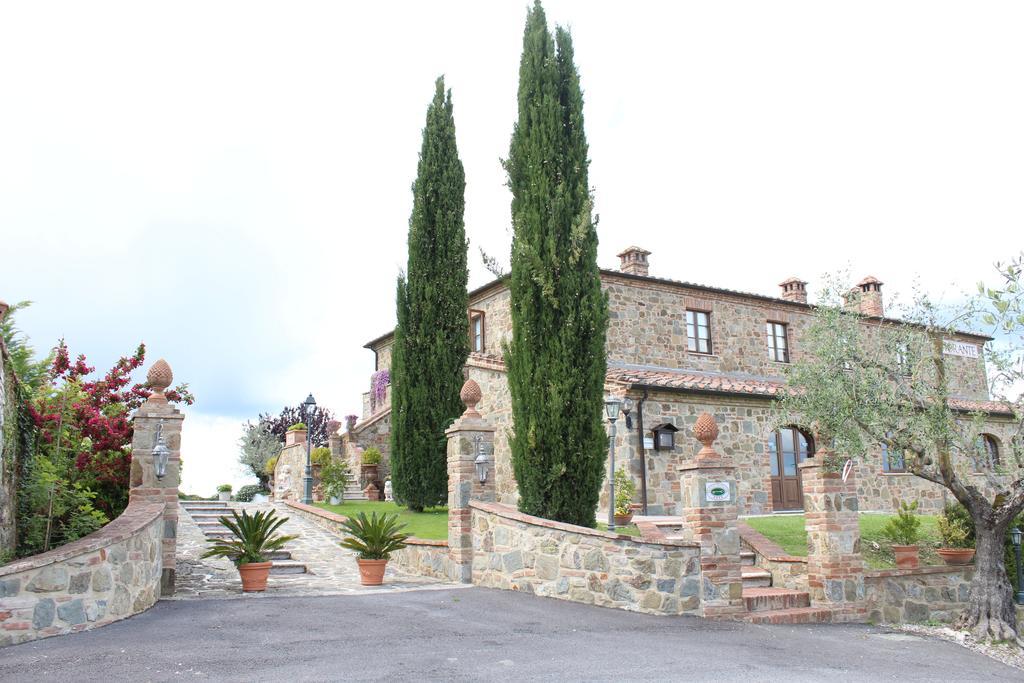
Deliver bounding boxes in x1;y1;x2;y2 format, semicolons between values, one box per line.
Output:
302;393;316;505
604;396;622;531
1011;527;1024;605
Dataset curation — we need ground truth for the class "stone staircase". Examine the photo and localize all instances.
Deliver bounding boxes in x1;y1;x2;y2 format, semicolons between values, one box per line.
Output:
342;480;368;501
738;549;830;624
181;501;307;575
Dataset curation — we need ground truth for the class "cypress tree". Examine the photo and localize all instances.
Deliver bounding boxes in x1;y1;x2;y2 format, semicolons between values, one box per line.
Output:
390;77;469;512
504;2;609;527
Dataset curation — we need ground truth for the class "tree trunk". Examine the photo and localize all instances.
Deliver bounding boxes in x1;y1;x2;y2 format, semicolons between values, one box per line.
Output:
956;512;1019;641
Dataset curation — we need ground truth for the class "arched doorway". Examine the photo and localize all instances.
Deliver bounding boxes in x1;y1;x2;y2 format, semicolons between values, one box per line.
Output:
767;427;815;511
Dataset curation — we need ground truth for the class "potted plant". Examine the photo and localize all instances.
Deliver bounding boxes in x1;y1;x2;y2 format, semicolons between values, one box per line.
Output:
937;503;976;565
321;459;350;506
882;500;922;569
285;422;308;446
613;468;637;526
361;447;382;485
201;509;298;592
345;414;358;431
338;512;409;586
217;483;233;502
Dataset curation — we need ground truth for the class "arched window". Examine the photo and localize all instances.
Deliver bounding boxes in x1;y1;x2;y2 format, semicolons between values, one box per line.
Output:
881;432;906;473
767;427;815;510
974;434;1000;470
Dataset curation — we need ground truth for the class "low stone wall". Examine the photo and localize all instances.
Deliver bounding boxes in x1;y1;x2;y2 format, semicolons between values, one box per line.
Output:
0;501;164;647
391;539;458;581
865;565;973;624
470;501;703;616
281;501;458;580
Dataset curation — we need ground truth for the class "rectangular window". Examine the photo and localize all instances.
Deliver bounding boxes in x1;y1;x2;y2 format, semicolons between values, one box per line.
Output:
686;310;711;354
881;440;906;473
766;322;789;363
469;310;485;353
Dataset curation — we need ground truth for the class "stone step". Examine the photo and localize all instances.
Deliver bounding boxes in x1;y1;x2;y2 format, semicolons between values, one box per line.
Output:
190;513;233;522
182;501;228;508
742;587;810;612
270;560;307;575
184;507;234;515
741;566;772;588
266;550;292;561
740;550;755;566
740;607;834;625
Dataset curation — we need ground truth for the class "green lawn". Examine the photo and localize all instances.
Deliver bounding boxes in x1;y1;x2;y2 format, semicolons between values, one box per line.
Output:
597;522;641;537
315;501;449;540
745;513;941;569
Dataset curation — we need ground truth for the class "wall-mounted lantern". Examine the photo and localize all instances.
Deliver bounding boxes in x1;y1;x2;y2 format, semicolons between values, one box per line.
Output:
474;435;491;484
152;420;170;480
651;423;679;451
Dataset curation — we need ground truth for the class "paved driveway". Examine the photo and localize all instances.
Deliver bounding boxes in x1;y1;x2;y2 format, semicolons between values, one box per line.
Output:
0;588;1017;681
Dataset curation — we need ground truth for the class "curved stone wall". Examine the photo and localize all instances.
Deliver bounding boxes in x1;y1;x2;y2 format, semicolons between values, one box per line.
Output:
470;501;703;615
0;501;164;647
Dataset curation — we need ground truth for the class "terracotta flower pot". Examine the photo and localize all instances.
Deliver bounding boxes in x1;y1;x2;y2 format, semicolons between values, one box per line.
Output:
892;544;920;569
357;558;388;586
614;512;634;526
238;561;273;592
937;548;976;566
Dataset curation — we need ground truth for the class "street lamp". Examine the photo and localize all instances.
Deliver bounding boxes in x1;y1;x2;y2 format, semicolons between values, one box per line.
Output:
152;420;170;480
604;396;623;531
302;393;316;505
1011;527;1024;605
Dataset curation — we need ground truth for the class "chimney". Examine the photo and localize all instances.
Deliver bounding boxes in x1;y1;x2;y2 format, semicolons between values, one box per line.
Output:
618;246;651;277
856;276;884;317
778;277;808;304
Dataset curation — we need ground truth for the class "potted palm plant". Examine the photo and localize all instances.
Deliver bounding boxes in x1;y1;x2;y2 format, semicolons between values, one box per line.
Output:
338;512;409;586
613;468;637;526
937;503;976;565
201;509;298;592
882;500;922;569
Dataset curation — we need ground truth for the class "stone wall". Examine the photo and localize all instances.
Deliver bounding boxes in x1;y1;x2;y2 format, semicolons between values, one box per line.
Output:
0;501;163;647
470;501;703;616
342;410;392;487
282;500;460;580
865;566;973;624
273;443;307;502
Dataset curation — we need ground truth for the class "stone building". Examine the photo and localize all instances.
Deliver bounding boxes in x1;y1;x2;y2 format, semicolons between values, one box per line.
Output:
347;248;1015;516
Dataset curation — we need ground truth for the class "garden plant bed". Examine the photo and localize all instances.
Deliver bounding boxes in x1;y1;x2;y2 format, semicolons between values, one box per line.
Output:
744;513;942;569
315;501;448;540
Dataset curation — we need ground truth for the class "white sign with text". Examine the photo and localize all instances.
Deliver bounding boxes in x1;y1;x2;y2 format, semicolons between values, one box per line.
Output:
942;340;980;359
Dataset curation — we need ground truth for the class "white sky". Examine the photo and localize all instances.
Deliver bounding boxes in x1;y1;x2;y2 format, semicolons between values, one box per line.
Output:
1;1;1021;494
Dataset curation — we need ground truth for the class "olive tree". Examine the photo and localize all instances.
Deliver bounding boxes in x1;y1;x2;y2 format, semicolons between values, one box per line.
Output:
780;256;1024;642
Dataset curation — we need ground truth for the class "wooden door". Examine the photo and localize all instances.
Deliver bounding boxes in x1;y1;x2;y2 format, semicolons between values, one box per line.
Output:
768;428;813;511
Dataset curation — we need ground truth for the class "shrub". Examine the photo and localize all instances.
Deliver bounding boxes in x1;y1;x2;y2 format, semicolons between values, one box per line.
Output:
311;447;332;466
234;484;269;502
937;503;975;549
217;484;233;493
361;448;382;465
320;460;350;501
338;512;409;560
287;423;307;432
613;468;636;516
881;500;921;546
265;455;279;475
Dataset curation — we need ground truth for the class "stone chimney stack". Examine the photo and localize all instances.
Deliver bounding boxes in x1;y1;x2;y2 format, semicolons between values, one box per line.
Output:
779;277;808;304
618;246;651;277
856;276;884;317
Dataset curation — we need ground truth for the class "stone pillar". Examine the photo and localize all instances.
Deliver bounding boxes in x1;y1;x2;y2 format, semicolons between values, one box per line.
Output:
799;455;866;621
677;414;744;618
129;359;184;597
446;379;495;583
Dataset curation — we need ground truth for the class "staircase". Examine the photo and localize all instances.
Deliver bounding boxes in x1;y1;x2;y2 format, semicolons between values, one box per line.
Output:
181;501;308;575
738;549;830;624
342;480;368;501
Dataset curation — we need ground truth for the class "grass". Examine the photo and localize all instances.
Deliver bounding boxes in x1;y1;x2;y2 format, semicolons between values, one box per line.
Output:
597;522;641;537
745;513;941;569
315;501;449;540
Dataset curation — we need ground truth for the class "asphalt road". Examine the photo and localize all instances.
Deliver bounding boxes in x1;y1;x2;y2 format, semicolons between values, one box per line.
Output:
0;587;1018;682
